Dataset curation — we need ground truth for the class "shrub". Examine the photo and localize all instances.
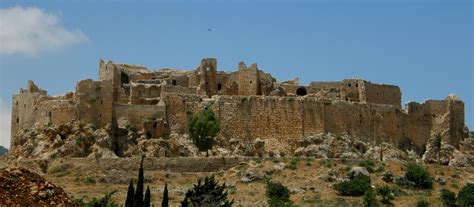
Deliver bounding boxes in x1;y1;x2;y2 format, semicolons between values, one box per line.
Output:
416;199;429;207
266;180;292;207
78;191;119;207
359;160;376;173
382;171;394;183
181;175;233;207
363;188;378;207
334;174;371;196
405;163;433;189
187;107;220;156
288;157;300;170
440;189;456;207
457;183;474;207
377;185;394;204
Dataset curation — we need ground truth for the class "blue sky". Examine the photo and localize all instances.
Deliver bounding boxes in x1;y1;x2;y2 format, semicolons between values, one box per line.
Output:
0;0;472;147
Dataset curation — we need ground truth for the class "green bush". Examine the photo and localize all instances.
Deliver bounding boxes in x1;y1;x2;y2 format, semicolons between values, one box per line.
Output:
440;189;456;207
405;163;433;189
266;180;292;207
457;183;474;207
363;188;378;207
416;199;429;207
377;185;394;204
358;160;376;173
334;174;371;196
77;191;119;207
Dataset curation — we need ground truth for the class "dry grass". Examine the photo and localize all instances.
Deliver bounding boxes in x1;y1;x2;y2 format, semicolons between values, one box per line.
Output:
1;156;473;206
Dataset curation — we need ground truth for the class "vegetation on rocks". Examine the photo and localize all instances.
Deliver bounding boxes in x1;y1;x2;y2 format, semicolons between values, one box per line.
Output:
334;174;371;196
181;175;233;207
266;180;292;207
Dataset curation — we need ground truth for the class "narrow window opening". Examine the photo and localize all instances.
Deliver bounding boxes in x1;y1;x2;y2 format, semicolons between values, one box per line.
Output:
16;118;19;123
48;111;52;117
217;83;222;91
172;80;177;85
356;83;358;87
120;72;129;84
348;83;351;87
99;113;102;117
100;100;103;105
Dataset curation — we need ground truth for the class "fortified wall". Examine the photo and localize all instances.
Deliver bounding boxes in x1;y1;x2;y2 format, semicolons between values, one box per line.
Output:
10;58;469;155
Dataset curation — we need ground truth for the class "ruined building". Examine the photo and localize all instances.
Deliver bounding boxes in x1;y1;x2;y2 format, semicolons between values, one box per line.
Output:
10;58;469;157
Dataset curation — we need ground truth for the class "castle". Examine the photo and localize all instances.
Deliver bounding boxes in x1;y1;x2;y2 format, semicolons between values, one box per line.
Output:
10;58;468;155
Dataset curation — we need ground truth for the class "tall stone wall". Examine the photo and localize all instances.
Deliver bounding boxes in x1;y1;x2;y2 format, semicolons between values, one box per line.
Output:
363;82;401;107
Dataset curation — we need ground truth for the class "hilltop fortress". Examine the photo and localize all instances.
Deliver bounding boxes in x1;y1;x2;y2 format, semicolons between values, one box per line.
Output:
10;58;470;159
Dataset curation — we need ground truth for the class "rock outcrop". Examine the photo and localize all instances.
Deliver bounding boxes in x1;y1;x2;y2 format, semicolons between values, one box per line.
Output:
0;167;75;206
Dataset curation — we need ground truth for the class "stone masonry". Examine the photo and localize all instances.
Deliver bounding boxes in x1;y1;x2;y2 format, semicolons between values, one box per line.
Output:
10;58;469;156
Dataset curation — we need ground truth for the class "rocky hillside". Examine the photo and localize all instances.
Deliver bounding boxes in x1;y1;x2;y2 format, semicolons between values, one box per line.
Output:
8;121;474;167
0;167;76;206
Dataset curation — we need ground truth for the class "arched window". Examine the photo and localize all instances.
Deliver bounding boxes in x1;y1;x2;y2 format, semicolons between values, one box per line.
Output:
296;86;307;96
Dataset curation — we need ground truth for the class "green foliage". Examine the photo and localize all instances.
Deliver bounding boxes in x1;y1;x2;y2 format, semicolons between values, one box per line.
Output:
78;191;119;207
334;174;371;196
416;199;430;207
125;180;134;207
363;188;378;207
440;189;456;207
133;156;145;207
266;180;292;207
377;186;394;204
288;157;301;170
358;160;376;173
85;177;96;185
144;186;151;207
318;159;334;168
187;107;220;154
457;183;474;207
405;163;433;189
181;175;233;207
162;182;169;207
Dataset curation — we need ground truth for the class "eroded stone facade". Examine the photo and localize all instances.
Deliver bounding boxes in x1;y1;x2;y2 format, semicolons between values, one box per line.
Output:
10;58;469;156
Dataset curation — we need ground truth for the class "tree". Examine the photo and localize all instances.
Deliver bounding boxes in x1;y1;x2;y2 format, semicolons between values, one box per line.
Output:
133;156;145;207
266;180;292;207
296;86;307;96
363;188;378;207
162;182;169;207
405;163;433;189
181;175;233;207
144;186;151;207
125;180;135;207
187;107;220;156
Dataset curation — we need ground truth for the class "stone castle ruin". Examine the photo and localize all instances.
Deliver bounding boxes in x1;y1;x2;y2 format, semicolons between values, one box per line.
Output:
9;58;471;164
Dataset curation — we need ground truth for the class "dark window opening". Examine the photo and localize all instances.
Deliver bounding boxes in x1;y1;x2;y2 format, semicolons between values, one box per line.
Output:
206;82;209;85
250;81;253;84
296;86;307;96
99;113;102;117
48;111;52;117
172;79;177;85
16;102;18;106
16;118;19;123
348;83;351;87
217;83;222;91
120;72;129;84
355;83;358;87
100;100;103;104
146;132;152;138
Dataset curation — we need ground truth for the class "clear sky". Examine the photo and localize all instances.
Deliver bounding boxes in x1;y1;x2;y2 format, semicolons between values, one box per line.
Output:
0;0;472;148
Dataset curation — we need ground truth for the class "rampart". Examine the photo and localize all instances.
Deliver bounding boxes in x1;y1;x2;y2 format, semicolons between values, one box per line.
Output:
10;58;469;155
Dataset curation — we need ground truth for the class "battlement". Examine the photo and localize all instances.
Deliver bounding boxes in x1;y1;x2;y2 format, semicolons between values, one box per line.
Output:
10;58;469;154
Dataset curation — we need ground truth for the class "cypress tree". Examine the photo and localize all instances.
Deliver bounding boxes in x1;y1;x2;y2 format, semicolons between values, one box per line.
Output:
162;182;169;207
125;179;135;207
144;186;151;207
133;156;145;207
